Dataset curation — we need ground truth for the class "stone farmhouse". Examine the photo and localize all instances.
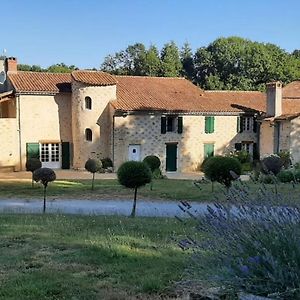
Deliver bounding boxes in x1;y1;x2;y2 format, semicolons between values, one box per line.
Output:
0;57;299;172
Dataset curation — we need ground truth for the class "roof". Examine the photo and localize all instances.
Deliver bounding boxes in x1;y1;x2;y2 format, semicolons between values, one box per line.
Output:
112;76;266;114
283;81;300;99
71;71;117;86
8;72;72;93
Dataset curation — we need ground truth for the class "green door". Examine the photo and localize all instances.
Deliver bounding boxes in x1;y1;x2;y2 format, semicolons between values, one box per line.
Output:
26;143;40;160
204;143;214;158
166;144;177;171
61;142;70;169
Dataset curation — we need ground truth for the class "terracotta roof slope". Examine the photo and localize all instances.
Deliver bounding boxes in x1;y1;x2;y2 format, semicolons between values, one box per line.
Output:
113;76;266;113
283;81;300;98
8;71;71;93
71;71;117;86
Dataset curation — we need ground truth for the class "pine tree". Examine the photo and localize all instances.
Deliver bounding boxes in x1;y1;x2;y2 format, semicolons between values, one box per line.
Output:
160;41;182;77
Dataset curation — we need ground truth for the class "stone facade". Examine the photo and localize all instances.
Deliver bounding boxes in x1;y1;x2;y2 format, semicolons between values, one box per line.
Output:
113;113;257;171
71;80;116;168
18;93;72;170
0;118;18;169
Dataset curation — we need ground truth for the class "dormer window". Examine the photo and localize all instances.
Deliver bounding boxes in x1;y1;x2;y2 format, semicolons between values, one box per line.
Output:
85;96;92;110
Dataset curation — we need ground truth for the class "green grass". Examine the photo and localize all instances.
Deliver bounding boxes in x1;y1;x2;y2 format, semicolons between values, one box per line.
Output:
0;214;198;299
1;178;300;204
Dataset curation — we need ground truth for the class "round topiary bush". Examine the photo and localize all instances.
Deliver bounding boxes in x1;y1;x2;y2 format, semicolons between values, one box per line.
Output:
202;156;242;188
33;167;56;213
261;154;283;175
117;161;152;217
101;157;113;169
143;155;161;172
25;158;42;187
85;159;102;190
277;170;294;183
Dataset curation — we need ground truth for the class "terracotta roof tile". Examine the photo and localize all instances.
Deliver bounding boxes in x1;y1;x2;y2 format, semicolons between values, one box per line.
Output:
8;71;71;93
71;71;117;86
112;76;266;113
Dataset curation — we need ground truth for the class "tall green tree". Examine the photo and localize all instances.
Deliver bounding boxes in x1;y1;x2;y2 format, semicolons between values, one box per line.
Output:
144;45;161;76
194;37;300;90
47;63;78;73
180;42;195;80
160;41;182;77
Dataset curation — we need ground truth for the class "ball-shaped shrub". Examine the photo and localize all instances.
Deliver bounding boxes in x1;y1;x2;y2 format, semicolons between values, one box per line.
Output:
143;155;161;172
202;156;242;188
261;154;283;175
85;158;102;173
26;158;42;172
33;167;56;187
118;161;152;189
101;157;113;169
277;170;294;183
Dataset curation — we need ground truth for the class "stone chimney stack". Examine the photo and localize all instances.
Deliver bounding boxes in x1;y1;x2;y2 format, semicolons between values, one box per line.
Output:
5;57;18;73
266;81;282;117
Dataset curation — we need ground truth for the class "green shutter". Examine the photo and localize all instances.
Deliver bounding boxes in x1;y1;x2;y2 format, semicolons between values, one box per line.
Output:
161;116;166;134
205;116;215;134
61;142;70;169
26;143;40;160
204;143;214;158
177;116;183;134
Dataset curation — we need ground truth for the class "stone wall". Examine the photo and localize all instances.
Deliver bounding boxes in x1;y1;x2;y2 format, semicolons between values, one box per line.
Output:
259;121;275;158
0;118;18;169
71;81;116;168
113;114;257;172
290;117;300;163
18;93;72;170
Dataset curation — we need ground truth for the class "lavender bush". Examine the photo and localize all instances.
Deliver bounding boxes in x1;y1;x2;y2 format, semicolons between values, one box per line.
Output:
179;181;300;298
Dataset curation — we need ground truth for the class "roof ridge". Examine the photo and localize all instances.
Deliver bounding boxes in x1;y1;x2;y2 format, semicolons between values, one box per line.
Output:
115;75;185;80
205;90;264;93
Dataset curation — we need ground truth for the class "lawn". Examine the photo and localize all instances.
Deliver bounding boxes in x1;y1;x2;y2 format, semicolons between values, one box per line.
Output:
0;178;300;204
0;214;199;299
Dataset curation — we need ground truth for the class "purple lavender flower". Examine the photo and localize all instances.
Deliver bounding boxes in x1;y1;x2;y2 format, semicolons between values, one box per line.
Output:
248;256;261;264
239;265;250;275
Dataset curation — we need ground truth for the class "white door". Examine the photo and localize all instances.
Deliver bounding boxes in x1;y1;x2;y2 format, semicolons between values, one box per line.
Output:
128;145;141;161
40;143;61;169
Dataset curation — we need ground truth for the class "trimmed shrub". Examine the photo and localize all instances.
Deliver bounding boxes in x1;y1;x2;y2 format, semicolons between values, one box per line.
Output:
101;157;113;169
277;170;294;183
202;156;242;188
25;158;42;188
230;150;251;164
117;161;151;217
85;159;102;190
143;155;161;172
261;154;283;175
278;150;291;169
33;168;56;213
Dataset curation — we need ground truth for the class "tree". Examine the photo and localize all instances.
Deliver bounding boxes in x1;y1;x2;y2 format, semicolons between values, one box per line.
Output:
25;158;42;188
85;159;102;190
144;45;161;76
18;64;44;72
194;37;300;90
33;168;56;213
180;42;195;80
117;161;152;217
160;41;182;77
143;155;161;190
202;156;242;188
47;63;78;73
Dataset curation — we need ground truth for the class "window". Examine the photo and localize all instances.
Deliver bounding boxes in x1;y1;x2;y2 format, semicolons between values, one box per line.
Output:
85;96;92;110
238;116;256;133
205;116;215;134
161;116;183;134
85;128;92;141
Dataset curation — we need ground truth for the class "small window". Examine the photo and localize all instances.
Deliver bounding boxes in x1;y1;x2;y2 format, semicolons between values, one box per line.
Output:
85;96;92;110
85;128;92;141
167;116;176;132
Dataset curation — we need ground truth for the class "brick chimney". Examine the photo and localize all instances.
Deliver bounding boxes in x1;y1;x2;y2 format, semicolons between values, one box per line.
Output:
5;57;18;73
266;81;282;117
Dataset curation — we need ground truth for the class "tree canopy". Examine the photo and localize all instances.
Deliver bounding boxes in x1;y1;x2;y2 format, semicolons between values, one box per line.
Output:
18;63;78;73
101;37;300;90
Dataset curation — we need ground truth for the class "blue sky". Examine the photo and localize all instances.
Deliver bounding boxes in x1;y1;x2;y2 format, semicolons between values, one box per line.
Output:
2;0;300;69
